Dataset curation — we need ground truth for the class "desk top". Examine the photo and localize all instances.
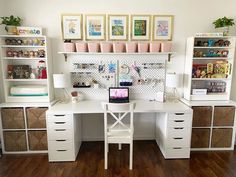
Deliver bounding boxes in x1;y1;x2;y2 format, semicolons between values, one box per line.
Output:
47;100;192;114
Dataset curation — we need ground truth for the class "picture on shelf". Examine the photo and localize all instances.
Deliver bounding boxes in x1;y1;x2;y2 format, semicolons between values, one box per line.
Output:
12;65;30;79
153;15;173;40
131;15;150;40
108;15;128;40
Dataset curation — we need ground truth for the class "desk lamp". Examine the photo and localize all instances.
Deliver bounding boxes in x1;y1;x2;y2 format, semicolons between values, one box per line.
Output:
53;73;70;103
166;72;180;102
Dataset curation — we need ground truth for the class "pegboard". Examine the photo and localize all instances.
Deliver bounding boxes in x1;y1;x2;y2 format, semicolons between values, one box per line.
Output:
69;54;166;100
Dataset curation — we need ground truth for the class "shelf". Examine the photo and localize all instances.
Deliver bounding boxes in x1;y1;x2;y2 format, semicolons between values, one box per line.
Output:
193;57;229;60
6;95;50;103
192;78;230;81
190;93;229;101
0;35;45;38
1;45;45;48
5;79;47;82
194;47;232;49
2;57;46;60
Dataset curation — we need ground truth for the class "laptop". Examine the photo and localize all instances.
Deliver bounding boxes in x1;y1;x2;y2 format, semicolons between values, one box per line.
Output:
109;87;129;103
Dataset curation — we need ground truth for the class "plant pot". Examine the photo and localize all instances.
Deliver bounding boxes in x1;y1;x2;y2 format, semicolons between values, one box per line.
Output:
217;26;230;36
5;25;18;35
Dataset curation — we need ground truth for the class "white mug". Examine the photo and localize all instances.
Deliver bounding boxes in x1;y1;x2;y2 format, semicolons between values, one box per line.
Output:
71;96;78;103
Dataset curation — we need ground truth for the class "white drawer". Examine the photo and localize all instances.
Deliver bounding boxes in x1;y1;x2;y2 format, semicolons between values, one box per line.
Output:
47;114;72;123
48;140;73;150
166;136;190;147
165;147;190;159
47;121;72;130
168;113;191;121
168;127;192;138
168;118;192;127
47;129;72;140
48;149;74;162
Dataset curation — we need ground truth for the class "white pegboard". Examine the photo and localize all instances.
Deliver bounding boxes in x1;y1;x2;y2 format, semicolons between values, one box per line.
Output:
69;54;166;100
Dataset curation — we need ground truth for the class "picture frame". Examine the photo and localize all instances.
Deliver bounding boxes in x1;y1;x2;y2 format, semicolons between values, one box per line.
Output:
85;14;106;40
108;14;128;41
153;15;173;41
131;15;151;40
61;14;83;40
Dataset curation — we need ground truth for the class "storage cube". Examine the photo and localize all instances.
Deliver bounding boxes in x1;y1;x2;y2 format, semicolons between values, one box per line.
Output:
191;128;210;148
26;107;48;128
192;106;212;127
3;131;27;151
28;130;48;150
211;128;233;148
213;106;235;126
1;108;25;129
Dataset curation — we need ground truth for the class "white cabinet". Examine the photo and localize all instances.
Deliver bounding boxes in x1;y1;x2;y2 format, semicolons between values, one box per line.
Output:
0;35;53;103
155;111;193;159
184;36;235;101
46;112;81;162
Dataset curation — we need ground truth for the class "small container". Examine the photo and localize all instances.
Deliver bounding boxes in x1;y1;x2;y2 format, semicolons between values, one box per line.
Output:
150;42;161;53
113;42;125;53
75;42;88;52
64;42;75;52
88;42;100;52
138;42;149;53
71;96;78;103
100;42;112;53
161;42;172;52
126;42;137;53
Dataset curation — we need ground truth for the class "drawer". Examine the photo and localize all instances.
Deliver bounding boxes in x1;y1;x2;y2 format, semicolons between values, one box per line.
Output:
168;127;192;138
168;113;191;121
168;117;192;127
166;136;190;147
48;140;73;150
47;114;72;123
48;149;74;162
47;121;72;130
47;129;72;140
165;147;190;159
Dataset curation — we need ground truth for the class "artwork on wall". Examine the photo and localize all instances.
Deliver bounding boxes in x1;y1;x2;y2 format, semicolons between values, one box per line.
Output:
108;15;128;41
153;15;173;40
131;15;151;40
85;14;106;40
61;14;83;40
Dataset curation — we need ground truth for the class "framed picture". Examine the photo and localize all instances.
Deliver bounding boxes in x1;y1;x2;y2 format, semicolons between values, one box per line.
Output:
85;14;106;40
61;14;83;40
153;15;173;40
131;15;151;40
108;14;128;41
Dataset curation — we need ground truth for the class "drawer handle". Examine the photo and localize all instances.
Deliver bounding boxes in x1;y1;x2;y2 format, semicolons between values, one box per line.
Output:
175;113;184;115
57;150;67;152
55;129;66;131
174;120;184;122
173;137;183;140
54;115;66;117
174;127;184;130
54;122;66;124
56;140;66;142
173;147;182;150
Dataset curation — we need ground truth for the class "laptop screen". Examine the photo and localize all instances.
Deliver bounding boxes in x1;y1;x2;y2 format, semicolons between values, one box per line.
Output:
109;87;129;103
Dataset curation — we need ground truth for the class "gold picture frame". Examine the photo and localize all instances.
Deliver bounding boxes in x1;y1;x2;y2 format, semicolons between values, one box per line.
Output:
85;14;106;40
152;15;173;41
61;13;83;40
131;15;151;41
108;14;129;41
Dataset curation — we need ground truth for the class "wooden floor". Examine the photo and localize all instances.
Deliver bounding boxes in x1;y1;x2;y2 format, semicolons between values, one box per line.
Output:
0;140;236;177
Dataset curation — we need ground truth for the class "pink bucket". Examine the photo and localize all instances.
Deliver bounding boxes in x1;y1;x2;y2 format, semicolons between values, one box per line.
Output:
113;42;125;53
75;42;88;52
138;42;149;53
161;42;172;52
126;42;137;53
100;42;113;53
64;43;75;52
88;42;100;52
150;42;161;53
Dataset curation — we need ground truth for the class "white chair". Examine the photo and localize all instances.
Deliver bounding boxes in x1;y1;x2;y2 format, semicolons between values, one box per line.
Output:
102;102;135;170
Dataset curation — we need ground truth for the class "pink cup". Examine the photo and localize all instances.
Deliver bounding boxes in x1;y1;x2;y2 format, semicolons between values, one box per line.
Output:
64;43;75;52
150;42;161;53
88;42;100;52
126;42;137;53
100;42;113;53
161;42;172;52
113;42;125;53
75;42;88;52
138;42;149;53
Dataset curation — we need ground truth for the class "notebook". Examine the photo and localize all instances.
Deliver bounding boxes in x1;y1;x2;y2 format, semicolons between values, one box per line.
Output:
109;87;129;103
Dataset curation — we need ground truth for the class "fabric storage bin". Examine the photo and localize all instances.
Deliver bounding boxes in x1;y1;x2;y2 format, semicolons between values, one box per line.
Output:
26;107;48;128
88;42;100;52
28;130;48;150
138;42;149;53
3;131;27;151
161;42;172;52
75;42;88;52
1;108;24;129
150;42;161;52
64;42;75;52
126;42;137;53
113;42;125;53
213;106;235;126
100;42;112;53
211;128;233;148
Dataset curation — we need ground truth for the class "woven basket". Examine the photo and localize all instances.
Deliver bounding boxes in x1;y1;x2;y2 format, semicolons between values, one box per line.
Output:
3;131;27;151
26;107;48;128
28;130;48;150
1;108;24;129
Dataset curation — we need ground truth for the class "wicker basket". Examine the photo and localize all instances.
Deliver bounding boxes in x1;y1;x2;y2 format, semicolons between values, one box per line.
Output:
3;131;27;151
1;108;24;129
26;107;48;128
28;130;48;150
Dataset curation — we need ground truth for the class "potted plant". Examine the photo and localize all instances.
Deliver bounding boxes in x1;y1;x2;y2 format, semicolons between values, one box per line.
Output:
213;17;235;36
0;15;22;34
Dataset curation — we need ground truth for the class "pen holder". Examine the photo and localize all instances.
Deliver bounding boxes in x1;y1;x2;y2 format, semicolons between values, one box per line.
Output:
71;96;78;103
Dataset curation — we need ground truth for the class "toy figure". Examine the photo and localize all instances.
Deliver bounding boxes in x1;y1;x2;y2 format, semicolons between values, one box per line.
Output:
5;39;11;45
18;50;23;57
29;51;34;58
23;51;29;57
13;51;18;57
37;60;47;79
221;50;229;57
17;39;23;45
34;51;39;58
6;50;13;57
38;49;45;58
224;40;230;46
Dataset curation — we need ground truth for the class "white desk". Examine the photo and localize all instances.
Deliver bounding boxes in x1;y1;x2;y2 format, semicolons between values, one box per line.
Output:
46;100;193;161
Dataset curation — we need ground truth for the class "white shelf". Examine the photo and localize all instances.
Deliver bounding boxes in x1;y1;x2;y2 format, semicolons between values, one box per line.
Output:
2;57;46;60
58;51;173;55
191;78;230;81
1;45;45;48
0;35;45;38
5;79;47;82
194;46;232;49
193;57;229;60
190;93;229;100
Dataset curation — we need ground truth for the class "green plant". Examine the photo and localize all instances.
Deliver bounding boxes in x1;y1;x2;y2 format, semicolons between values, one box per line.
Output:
213;17;235;28
0;15;22;26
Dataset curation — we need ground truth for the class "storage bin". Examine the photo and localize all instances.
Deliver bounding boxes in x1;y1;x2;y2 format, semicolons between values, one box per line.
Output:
138;42;149;53
150;42;161;52
3;131;27;151
88;42;100;52
161;42;172;52
113;42;125;53
100;42;112;53
28;130;48;150
75;42;88;52
63;42;75;52
1;108;24;129
126;42;137;53
26;107;48;128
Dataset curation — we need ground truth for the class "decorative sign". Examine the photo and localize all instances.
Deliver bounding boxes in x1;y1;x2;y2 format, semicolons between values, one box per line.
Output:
17;27;42;36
